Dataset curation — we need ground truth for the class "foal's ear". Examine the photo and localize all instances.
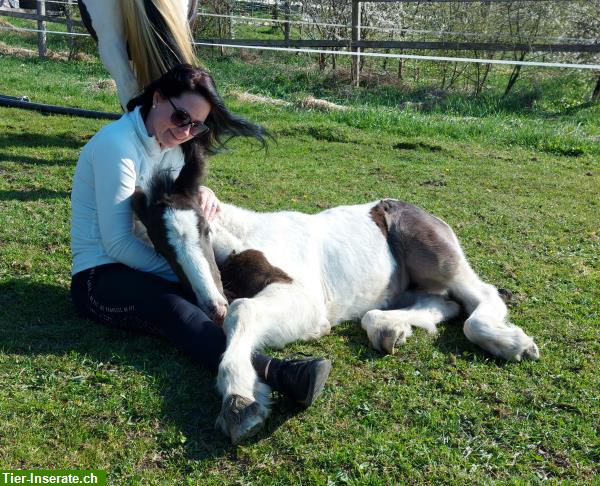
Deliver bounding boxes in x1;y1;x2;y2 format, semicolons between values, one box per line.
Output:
131;187;149;222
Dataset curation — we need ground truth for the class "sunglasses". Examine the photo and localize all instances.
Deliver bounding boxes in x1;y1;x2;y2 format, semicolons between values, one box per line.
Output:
167;98;210;137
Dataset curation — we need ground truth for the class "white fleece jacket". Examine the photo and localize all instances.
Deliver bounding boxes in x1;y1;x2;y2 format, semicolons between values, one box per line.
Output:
70;106;182;280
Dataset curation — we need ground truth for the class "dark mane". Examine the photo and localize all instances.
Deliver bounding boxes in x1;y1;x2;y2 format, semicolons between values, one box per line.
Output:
145;168;179;205
141;162;204;211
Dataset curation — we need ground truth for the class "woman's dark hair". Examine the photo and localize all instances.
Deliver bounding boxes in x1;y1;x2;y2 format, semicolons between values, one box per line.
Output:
126;64;269;158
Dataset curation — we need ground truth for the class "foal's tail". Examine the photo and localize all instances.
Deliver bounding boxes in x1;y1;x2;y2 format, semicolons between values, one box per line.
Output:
121;0;198;91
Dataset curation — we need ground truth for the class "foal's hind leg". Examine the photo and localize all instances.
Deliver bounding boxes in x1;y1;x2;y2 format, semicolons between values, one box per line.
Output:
361;294;460;354
375;199;538;362
448;263;539;362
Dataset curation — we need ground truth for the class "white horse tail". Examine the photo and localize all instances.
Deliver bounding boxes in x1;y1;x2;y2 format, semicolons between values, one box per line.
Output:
120;0;198;91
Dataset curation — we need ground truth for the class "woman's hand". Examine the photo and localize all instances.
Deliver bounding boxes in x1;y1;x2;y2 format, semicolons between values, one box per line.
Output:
198;186;221;223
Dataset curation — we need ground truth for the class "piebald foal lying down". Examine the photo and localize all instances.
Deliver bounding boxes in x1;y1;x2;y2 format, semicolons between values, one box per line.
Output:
132;165;539;444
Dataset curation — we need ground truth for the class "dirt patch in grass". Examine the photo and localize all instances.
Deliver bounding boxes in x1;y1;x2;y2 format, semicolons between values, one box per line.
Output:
420;178;447;187
231;91;347;112
0;41;93;62
297;96;348;112
88;79;117;93
231;90;291;107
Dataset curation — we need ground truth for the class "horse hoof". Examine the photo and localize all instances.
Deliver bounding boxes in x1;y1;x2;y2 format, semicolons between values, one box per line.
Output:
506;338;540;362
216;394;268;445
378;326;406;355
522;341;540;361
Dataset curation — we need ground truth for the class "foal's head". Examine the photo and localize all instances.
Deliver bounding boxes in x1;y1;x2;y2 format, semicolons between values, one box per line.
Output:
132;163;228;324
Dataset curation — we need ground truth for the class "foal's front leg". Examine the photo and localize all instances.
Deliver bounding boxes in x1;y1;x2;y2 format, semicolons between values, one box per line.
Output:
215;283;325;444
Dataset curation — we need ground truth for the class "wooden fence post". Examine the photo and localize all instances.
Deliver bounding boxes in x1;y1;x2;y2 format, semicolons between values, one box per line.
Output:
66;0;75;58
283;0;290;46
36;0;46;58
351;0;361;87
592;75;600;102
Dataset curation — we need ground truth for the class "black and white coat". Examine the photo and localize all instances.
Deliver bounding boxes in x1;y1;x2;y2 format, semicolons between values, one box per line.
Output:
132;162;539;444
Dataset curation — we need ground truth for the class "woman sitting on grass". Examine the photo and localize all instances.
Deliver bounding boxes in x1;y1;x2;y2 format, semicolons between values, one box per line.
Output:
69;64;332;427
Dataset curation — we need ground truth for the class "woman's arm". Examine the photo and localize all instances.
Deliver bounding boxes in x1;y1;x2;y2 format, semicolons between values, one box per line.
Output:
92;143;177;280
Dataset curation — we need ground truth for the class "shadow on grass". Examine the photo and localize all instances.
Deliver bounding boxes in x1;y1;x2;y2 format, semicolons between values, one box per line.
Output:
0;151;75;166
0;132;84;167
332;312;509;366
431;316;511;367
0;278;306;460
0;189;70;201
0;278;513;463
0;132;88;150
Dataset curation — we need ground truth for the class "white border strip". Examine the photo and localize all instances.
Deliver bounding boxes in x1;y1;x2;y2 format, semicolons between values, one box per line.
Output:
195;41;600;70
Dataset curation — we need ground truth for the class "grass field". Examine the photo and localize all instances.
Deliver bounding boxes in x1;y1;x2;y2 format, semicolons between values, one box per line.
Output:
0;33;599;484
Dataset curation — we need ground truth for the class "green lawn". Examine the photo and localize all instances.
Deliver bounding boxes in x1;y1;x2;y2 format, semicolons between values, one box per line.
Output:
0;46;598;484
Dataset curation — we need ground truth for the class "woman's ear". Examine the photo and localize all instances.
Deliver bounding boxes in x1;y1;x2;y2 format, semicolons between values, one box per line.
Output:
153;90;164;106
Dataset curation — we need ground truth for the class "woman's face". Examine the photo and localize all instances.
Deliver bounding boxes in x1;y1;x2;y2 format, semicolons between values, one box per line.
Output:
146;91;211;149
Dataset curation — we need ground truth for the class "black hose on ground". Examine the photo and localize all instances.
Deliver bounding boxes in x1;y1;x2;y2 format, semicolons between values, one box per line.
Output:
0;94;121;120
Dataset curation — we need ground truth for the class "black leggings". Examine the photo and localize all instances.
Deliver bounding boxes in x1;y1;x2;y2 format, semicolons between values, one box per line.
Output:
70;263;227;372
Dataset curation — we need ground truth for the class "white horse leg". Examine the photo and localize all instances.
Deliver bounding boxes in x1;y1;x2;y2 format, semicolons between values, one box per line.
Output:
361;294;460;354
97;36;139;108
215;297;270;445
216;284;324;444
449;263;539;362
80;0;139;108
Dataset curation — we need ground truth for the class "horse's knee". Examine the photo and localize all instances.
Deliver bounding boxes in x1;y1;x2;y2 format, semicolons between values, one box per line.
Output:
302;318;331;341
361;309;384;331
223;298;255;335
361;310;412;355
